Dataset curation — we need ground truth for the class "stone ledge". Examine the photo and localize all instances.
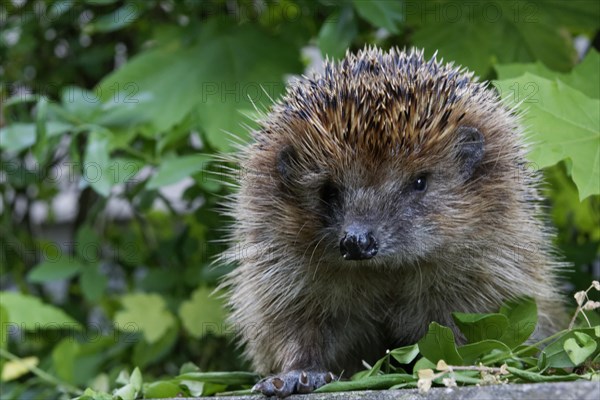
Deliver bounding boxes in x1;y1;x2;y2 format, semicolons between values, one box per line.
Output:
178;381;600;400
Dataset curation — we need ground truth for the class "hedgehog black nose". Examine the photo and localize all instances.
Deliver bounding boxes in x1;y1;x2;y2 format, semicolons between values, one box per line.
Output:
340;227;378;260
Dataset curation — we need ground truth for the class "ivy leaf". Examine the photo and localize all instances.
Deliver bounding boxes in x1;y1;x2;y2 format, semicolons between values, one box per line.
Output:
498;297;537;348
506;366;581;382
144;381;181;399
539;328;599;369
178;287;226;339
452;312;509;343
457;339;512;365
114;293;176;344
389;344;420;364
0;291;81;330
494;73;600;200
563;332;598;366
417;322;464;365
113;367;143;400
352;0;403;33
315;374;414;392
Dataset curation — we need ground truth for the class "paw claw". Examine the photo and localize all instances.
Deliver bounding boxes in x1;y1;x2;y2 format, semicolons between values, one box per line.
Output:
299;371;308;384
272;377;284;390
325;372;334;383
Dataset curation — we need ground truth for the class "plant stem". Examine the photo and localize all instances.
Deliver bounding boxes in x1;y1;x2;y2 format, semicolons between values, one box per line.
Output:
569;305;583;330
483;329;568;366
0;348;83;396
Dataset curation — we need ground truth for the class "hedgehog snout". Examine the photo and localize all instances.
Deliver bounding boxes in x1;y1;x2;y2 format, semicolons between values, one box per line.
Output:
339;223;378;260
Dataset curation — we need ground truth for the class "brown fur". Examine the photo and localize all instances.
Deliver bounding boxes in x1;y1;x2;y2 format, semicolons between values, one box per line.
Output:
219;47;567;376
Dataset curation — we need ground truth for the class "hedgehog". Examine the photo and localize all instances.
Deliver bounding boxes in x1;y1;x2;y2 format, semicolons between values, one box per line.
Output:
219;47;567;397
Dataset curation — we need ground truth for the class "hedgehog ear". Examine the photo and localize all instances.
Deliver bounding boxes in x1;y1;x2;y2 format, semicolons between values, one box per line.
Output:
277;145;298;185
456;126;485;179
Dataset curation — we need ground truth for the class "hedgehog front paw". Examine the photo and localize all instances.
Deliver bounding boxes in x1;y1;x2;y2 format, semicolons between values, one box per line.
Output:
252;370;336;397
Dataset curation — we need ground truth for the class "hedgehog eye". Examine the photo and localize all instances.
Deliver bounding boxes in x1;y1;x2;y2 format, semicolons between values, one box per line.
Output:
320;180;341;206
412;175;428;192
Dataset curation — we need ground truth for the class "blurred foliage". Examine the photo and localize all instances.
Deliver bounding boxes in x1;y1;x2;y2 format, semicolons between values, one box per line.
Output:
0;0;599;399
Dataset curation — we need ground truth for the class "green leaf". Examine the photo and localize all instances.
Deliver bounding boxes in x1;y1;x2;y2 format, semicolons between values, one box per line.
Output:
389;344;420;364
318;7;357;59
114;293;176;344
114;368;144;400
144;381;181;399
544;163;600;242
113;157;144;184
363;353;389;377
27;258;83;283
494;73;600;200
78;388;113;400
417;322;464;365
52;335;120;386
84;128;113;197
315;374;414;392
457;340;512;365
413;357;436;374
60;86;102;121
0;305;8;349
352;0;403;33
179;287;226;339
452;312;509;343
540;328;600;369
175;371;259;386
506;366;581;382
498;297;537;348
52;339;80;383
0;121;72;152
33;96;49;163
0;292;81;330
407;0;592;77
496;49;600;100
96;20;302;151
179;362;200;375
79;264;107;303
84;4;140;34
132;322;178;368
536;0;600;32
0;124;36;152
113;383;137;400
563;332;598;366
130;367;143;391
146;155;211;189
75;225;101;262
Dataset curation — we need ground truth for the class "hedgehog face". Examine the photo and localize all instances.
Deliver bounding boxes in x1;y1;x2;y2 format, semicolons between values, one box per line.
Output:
273;125;485;265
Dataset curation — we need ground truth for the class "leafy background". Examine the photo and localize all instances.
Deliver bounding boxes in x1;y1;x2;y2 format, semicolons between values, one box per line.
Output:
0;0;599;399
